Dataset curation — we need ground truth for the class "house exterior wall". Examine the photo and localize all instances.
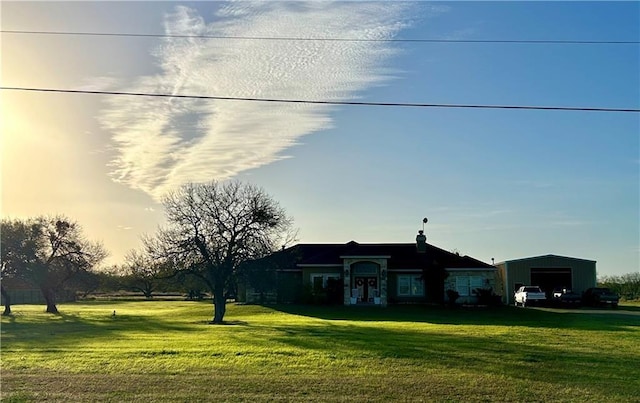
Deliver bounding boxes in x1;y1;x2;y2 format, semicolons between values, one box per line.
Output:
500;256;596;304
243;287;278;304
495;263;507;303
301;266;342;286
239;270;302;304
444;269;497;304
276;271;303;303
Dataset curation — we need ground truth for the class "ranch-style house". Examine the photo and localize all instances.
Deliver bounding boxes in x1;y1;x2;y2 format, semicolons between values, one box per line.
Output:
239;231;497;306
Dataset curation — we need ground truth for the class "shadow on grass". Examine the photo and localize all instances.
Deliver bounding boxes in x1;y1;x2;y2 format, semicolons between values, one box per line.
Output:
2;302;638;400
268;304;640;331
0;303;203;349
229;318;639;399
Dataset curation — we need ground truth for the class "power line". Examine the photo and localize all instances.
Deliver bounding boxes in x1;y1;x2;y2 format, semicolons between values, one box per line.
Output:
2;86;638;113
1;30;638;45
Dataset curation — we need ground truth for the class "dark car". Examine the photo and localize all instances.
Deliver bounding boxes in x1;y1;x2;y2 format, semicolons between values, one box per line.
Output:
552;287;581;307
582;287;619;308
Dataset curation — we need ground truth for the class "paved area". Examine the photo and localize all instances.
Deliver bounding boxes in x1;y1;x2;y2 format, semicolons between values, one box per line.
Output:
535;306;640;316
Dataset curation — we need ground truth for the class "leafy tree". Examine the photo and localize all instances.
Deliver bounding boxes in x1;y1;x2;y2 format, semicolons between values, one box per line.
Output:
0;282;11;316
0;220;35;315
0;216;107;313
599;273;640;300
83;265;127;295
145;180;295;323
1;219;43;315
66;269;102;299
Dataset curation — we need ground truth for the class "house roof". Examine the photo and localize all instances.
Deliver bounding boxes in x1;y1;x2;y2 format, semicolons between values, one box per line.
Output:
271;240;494;270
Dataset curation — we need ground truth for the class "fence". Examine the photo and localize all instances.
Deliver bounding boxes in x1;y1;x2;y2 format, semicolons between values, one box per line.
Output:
1;289;76;305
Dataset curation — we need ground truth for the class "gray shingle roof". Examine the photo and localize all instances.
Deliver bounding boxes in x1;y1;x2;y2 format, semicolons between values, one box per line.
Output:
275;241;493;269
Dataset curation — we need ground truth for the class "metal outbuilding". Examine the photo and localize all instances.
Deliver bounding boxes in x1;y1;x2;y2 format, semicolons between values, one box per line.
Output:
496;254;596;304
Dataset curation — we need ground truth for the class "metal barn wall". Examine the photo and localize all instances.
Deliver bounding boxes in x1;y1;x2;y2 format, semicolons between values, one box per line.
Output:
501;256;596;304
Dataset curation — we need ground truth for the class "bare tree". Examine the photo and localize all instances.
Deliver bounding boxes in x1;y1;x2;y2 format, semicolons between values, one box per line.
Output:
122;249;169;299
0;216;108;314
145;180;295;323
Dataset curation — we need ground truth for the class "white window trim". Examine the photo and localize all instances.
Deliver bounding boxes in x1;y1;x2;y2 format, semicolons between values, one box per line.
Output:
397;275;424;297
412;277;424;296
398;276;411;296
455;275;484;297
310;273;341;288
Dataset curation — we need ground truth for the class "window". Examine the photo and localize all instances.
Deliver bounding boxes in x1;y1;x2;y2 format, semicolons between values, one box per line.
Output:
351;262;379;275
470;276;483;289
312;276;324;290
456;275;484;296
310;274;340;289
398;276;410;296
456;276;470;297
397;275;424;296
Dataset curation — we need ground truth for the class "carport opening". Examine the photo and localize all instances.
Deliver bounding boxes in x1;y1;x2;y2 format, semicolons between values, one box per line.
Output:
530;268;572;298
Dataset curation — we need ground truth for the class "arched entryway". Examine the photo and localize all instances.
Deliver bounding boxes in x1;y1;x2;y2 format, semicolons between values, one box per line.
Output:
343;258;388;306
351;261;380;303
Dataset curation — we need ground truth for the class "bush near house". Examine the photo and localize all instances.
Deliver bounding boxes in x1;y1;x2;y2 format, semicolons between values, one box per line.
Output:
446;289;460;307
300;278;343;305
473;288;503;306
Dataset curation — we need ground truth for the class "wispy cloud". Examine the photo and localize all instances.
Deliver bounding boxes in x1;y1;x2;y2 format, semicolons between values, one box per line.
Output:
98;2;418;200
79;76;120;91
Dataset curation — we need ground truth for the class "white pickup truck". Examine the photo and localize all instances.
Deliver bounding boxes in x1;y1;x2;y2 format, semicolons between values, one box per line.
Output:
514;286;546;307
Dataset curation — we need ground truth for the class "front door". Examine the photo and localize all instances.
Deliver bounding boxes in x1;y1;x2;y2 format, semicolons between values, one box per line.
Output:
355;277;378;302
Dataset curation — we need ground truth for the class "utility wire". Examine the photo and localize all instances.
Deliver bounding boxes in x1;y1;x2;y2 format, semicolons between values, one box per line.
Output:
2;86;638;113
1;30;638;45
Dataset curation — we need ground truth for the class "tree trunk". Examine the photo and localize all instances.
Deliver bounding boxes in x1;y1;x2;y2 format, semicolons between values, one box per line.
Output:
1;284;11;316
42;287;59;314
211;284;226;324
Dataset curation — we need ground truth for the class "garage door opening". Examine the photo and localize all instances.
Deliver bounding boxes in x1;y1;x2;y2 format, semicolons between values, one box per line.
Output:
530;268;572;298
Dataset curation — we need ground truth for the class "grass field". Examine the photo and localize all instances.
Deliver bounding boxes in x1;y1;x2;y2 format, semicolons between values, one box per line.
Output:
1;301;639;402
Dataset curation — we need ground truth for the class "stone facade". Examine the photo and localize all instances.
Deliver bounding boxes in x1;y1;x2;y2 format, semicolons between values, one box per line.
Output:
343;258;388;306
444;269;497;304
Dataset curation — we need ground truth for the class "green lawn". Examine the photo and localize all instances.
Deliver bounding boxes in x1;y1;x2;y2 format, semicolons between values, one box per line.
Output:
1;301;639;402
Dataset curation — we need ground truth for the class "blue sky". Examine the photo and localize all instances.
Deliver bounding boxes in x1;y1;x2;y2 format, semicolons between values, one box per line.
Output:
1;1;638;276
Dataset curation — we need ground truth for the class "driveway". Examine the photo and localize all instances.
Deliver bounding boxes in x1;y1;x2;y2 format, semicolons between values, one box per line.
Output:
534;306;640;316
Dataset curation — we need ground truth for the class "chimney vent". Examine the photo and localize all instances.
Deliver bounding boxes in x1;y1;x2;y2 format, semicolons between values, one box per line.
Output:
416;230;427;253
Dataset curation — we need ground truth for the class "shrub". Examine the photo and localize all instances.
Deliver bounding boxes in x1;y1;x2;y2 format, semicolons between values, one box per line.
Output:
473;288;502;306
446;289;460;307
325;278;344;305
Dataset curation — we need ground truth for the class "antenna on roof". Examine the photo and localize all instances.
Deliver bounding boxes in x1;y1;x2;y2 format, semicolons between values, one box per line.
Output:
422;217;428;232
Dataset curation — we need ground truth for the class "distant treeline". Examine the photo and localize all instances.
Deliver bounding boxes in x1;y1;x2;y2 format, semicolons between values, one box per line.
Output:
598;272;640;301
